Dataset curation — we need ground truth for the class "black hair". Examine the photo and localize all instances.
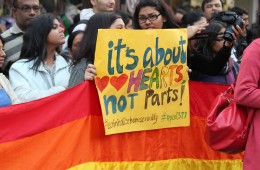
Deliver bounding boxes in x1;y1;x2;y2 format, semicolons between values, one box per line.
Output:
201;0;224;12
181;11;205;27
72;12;122;65
20;13;68;71
229;7;248;16
195;21;226;57
173;7;187;15
67;30;84;49
117;11;132;26
132;0;179;29
0;35;5;45
67;14;81;35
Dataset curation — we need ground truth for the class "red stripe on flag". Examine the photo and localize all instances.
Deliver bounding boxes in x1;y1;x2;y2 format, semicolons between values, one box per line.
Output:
0;81;101;143
189;81;228;117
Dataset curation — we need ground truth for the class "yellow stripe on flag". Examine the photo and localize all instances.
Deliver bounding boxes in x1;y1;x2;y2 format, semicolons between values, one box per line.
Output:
69;159;242;170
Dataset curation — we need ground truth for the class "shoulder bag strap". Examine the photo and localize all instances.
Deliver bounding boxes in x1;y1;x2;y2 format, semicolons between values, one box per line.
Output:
241;108;255;138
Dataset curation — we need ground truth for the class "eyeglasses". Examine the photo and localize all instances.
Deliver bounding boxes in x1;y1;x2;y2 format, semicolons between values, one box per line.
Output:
16;5;41;13
138;14;161;23
215;32;225;41
215;37;225;42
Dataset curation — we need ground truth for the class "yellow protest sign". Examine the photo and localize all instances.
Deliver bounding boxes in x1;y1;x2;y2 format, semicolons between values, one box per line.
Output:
95;29;190;135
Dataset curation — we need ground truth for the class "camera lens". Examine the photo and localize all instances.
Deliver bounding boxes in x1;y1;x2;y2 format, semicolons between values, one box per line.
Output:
223;26;233;42
235;17;244;29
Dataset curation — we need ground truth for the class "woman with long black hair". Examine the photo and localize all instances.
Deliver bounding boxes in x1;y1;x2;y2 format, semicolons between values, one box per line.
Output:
9;13;70;103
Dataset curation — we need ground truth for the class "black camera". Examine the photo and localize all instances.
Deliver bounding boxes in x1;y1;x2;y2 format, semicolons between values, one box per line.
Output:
212;12;244;42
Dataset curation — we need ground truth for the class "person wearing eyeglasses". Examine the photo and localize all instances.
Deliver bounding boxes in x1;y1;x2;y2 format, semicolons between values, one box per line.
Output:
188;21;241;84
132;0;179;29
84;0;209;80
1;0;41;77
132;0;208;37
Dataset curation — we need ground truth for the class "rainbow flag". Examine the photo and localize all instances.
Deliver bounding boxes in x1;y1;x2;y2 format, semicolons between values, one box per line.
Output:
0;81;243;170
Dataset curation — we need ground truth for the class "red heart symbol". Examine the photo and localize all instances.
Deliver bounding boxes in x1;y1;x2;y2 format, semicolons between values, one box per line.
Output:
95;76;109;92
110;74;128;91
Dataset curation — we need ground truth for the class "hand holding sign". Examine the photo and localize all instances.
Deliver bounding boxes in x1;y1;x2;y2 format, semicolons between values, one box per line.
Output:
84;64;96;81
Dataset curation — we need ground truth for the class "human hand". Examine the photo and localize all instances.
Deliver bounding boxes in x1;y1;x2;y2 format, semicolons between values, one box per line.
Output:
237;20;246;37
187;22;209;39
224;25;243;47
84;64;97;81
186;66;192;73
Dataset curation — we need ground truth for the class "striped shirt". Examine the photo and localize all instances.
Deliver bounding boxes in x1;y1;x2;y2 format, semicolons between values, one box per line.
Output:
1;23;24;75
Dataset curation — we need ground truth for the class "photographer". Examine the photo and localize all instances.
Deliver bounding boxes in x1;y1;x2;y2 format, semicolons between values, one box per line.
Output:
188;20;243;84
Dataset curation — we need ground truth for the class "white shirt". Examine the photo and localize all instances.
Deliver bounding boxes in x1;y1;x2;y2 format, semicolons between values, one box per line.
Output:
9;55;70;103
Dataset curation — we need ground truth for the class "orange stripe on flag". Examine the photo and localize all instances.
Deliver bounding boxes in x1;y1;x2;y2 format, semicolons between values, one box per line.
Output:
0;114;242;169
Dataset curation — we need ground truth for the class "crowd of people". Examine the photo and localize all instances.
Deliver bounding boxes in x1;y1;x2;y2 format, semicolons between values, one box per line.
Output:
0;0;260;169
